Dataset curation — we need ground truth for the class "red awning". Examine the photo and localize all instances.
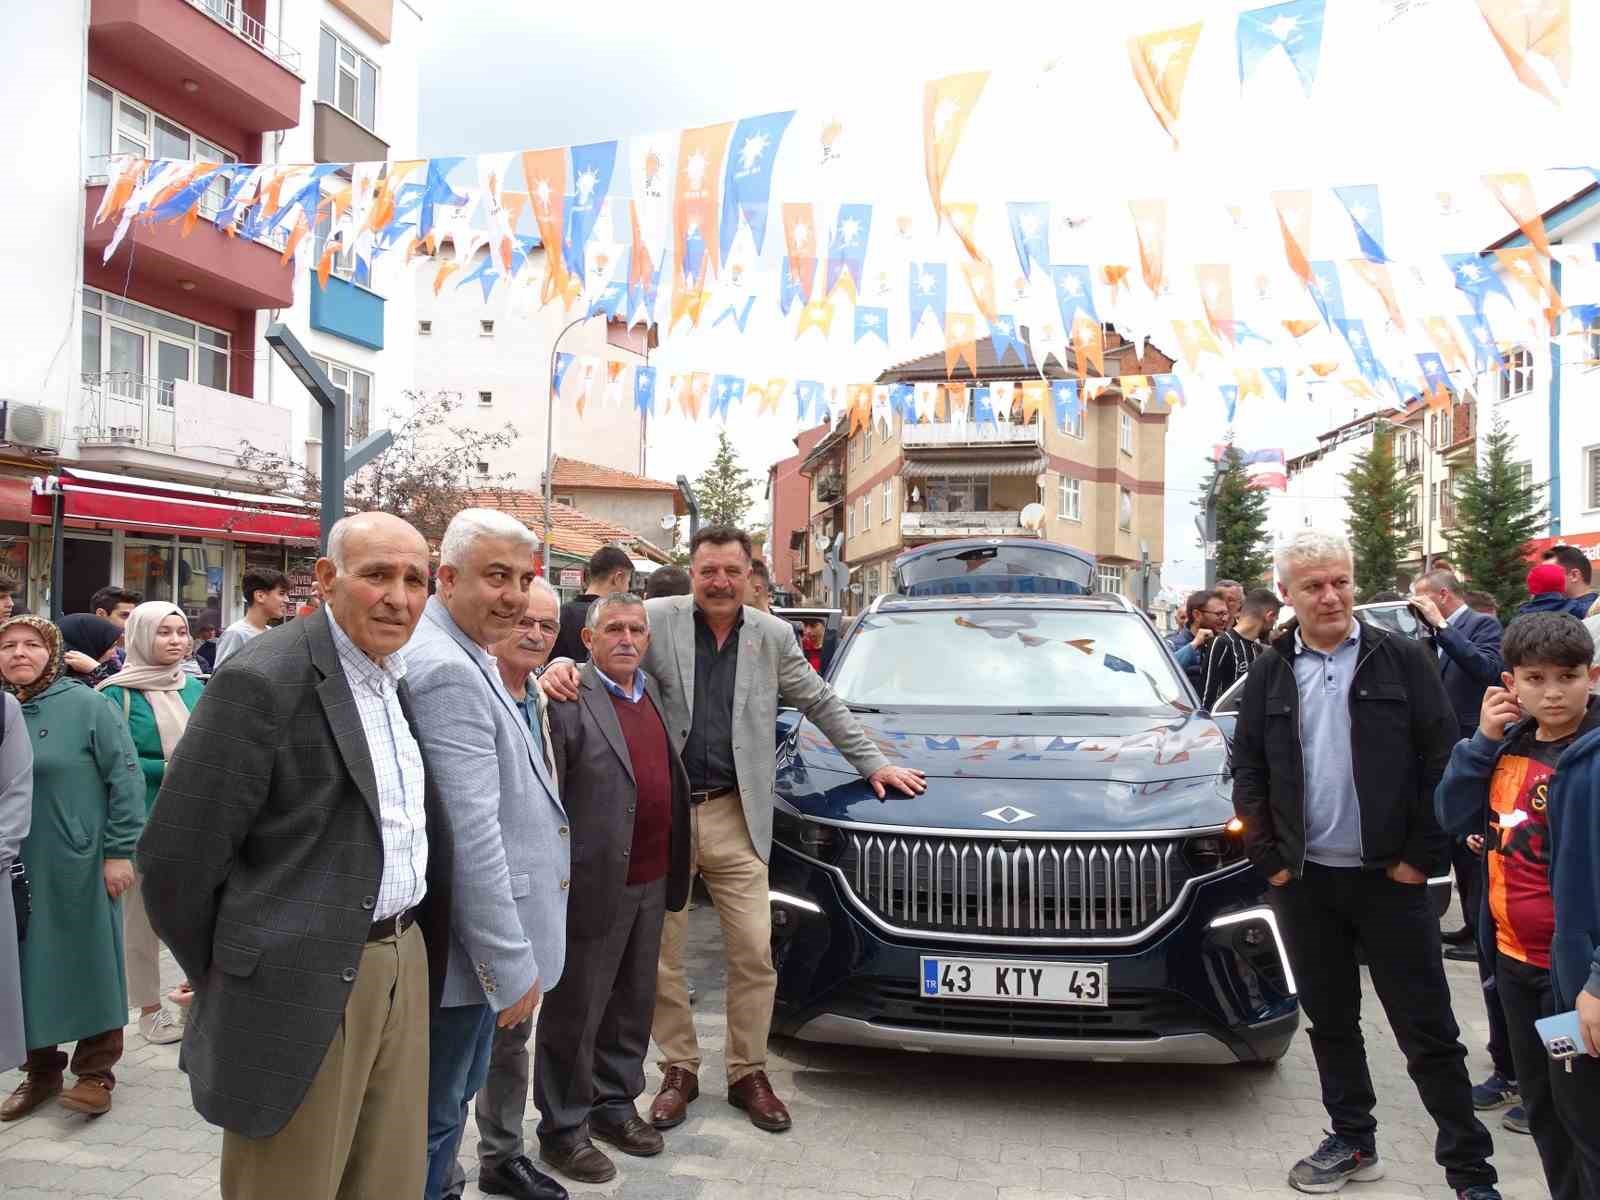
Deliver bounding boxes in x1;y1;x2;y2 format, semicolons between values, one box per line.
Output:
31;470;319;545
0;477;49;526
1526;533;1600;562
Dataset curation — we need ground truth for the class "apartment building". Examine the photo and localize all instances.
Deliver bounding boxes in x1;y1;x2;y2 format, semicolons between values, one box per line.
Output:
819;331;1171;612
767;422;830;597
795;420;849;606
4;0;424;619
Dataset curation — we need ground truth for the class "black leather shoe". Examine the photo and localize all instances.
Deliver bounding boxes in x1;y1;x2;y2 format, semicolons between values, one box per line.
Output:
591;1112;665;1157
1442;925;1475;946
539;1138;617;1184
1444;942;1479;962
479;1154;570;1200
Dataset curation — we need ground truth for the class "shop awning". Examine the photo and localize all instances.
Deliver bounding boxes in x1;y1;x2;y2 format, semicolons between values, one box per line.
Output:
1526;533;1600;561
31;469;320;545
900;453;1048;480
0;477;50;526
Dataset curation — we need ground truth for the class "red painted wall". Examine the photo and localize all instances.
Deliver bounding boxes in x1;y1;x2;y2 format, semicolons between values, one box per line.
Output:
769;423;829;590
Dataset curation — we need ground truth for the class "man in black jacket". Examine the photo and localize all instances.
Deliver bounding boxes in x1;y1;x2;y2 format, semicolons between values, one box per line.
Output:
1232;530;1498;1199
550;545;634;665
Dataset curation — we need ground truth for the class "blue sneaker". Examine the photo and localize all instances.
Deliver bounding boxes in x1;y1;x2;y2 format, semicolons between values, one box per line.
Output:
1456;1187;1502;1200
1288;1133;1385;1194
1470;1072;1519;1111
1502;1105;1529;1134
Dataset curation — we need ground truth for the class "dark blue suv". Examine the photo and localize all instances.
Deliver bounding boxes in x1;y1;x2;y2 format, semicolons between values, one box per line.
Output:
766;539;1298;1065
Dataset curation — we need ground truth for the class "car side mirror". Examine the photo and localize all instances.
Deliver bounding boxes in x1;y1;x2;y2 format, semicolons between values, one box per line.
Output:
776;707;802;747
1209;711;1238;743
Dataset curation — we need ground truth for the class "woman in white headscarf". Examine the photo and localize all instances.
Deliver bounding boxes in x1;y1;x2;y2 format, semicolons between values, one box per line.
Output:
98;602;203;1046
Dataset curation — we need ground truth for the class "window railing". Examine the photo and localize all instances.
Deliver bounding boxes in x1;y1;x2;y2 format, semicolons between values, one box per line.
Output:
184;0;302;74
78;372;178;452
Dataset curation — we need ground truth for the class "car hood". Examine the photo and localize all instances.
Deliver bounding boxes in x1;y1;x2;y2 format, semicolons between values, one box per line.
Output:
778;711;1233;833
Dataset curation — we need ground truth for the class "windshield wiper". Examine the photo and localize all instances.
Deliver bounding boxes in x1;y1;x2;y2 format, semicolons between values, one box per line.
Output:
845;703;884;713
996;708;1112;716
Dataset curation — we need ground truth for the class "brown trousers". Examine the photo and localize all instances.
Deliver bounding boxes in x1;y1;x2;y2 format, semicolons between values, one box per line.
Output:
25;1028;124;1087
221;922;428;1200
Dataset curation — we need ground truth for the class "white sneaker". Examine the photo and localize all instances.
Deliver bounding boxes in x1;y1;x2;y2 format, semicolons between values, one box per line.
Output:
139;1008;183;1045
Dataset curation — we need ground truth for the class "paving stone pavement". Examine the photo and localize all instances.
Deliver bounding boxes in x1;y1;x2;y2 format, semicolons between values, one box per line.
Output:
0;901;1549;1199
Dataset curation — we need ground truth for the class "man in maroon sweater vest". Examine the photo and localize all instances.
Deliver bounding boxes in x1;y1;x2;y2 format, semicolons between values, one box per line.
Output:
533;593;691;1186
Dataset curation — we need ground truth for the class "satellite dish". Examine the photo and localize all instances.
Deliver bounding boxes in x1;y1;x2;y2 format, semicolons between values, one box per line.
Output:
1019;502;1045;532
813;530;829;552
658;513;678;531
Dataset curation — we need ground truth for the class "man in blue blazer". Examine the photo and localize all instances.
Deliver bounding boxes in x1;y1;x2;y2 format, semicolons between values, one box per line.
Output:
1413;570;1505;739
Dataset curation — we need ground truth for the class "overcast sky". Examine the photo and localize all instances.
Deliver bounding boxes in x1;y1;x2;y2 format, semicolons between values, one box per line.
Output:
417;0;1597;587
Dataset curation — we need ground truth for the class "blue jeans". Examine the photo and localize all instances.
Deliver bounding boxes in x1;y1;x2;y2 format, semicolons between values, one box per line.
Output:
424;1002;496;1200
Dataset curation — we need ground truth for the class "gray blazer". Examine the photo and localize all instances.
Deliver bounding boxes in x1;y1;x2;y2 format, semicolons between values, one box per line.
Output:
137;608;455;1138
402;597;569;1009
546;664;691;939
641;596;888;861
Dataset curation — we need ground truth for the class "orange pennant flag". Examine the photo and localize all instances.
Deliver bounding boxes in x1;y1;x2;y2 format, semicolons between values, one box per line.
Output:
431;258;458;296
280;214;309;265
1195;264;1236;344
847;384;872;434
1102;264;1131;304
1170;319;1222;371
1126;22;1203;147
1347;260;1406;331
1120;375;1152;409
1309;360;1341;378
1423;316;1470;373
1476;0;1571;105
93;157;147;227
669;287;708;330
962;260;998;324
683;373;708;421
1020;381;1048;425
1483;172;1552;257
924;72;989;225
1130;198;1168;295
796;298;835;338
1070;315;1105;381
1343;378;1378;402
944;312;978;379
1282;318;1321;338
674;122;734;280
521;148;569;303
759;378;787;416
1271;190;1314;287
1234;368;1266;404
939;384;962;423
782;203;818;299
943;201;987;265
1493;246;1563;320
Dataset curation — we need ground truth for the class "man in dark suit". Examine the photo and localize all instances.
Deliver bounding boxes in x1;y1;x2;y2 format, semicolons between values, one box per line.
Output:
550;544;634;665
136;512;450;1200
535;592;690;1184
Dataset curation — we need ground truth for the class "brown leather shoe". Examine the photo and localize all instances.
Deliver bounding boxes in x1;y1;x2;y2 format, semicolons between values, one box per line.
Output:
591;1112;665;1157
1;1074;62;1121
538;1137;616;1184
648;1066;699;1130
727;1070;791;1133
58;1078;112;1117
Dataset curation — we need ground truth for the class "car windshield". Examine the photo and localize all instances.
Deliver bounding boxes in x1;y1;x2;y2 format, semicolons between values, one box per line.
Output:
830;608;1189;712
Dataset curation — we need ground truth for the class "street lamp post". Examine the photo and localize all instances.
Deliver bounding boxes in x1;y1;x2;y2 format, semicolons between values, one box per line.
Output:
542;315;591;577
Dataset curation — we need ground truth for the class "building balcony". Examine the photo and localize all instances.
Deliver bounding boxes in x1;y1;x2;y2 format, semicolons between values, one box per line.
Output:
89;0;303;132
1403;454;1423;476
900;510;1037;542
814;473;844;505
1442;401;1476;458
313;101;390;164
1440;500;1459;530
900;421;1043;450
77;372;294;485
83;184;294;310
308;271;385;350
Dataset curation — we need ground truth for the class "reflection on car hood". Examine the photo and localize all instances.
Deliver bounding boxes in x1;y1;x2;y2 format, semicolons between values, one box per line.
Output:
778;711;1233;833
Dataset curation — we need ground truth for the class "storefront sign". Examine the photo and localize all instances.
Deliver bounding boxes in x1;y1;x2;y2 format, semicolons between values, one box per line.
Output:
559;568;584;590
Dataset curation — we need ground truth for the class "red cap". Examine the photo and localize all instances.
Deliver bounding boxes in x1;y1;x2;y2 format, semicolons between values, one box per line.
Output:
1527;562;1567;596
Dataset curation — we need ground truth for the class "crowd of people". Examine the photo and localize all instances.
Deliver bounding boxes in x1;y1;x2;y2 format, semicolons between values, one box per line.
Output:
0;518;1597;1200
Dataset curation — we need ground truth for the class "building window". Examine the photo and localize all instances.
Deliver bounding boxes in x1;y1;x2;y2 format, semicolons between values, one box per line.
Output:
318;26;378;132
923;475;990;512
1499;345;1534;400
80;287;230;394
860;497;869;534
480;319;495;337
1096;565;1124;595
1118;486;1133;531
1119;410;1134;455
475;461;490;477
1514;460;1534;492
553;495;575;507
312;177;357;279
83;80;236;212
1058;477;1082;521
418;320;432;335
864;425;873;458
848;504;856;538
1589;448;1600;510
1062;402;1084;439
311;356;372;445
478;390;493;407
1429;480;1439;521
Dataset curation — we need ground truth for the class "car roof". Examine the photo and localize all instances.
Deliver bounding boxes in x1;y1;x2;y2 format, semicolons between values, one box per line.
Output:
872;593;1132;614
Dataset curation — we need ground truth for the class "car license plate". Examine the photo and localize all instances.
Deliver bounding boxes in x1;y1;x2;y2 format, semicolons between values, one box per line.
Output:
919;956;1108;1006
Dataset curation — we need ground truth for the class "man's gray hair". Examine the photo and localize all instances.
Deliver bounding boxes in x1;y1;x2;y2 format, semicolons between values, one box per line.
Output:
528;576;559;603
1274;529;1353;585
585;591;648;631
1421;568;1463;596
439;508;538;569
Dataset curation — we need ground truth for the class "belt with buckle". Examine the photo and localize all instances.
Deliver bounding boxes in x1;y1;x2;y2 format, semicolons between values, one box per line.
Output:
367;906;417;943
689;787;734;806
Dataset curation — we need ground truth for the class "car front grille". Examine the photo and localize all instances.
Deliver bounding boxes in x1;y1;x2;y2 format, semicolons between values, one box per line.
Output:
835;978;1196;1039
838;832;1183;939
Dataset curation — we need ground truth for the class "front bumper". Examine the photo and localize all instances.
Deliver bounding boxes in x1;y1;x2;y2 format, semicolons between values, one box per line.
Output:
768;845;1300;1065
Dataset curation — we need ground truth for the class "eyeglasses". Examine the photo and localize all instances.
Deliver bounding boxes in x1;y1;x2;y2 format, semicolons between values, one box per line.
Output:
520;620;560;637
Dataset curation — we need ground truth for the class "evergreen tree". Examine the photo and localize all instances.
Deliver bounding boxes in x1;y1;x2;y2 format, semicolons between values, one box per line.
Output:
1343;431;1411;601
693;428;758;528
1197;446;1273;585
1448;417;1546;620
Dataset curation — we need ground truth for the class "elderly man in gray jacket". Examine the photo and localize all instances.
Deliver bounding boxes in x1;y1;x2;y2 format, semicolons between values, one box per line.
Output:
542;525;924;1134
404;509;570;1200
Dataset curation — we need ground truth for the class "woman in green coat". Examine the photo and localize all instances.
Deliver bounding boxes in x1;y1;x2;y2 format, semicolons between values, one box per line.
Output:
98;602;203;1048
0;616;144;1122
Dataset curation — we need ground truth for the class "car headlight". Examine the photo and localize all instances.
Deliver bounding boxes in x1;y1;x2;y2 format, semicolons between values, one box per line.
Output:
772;798;846;865
1184;816;1248;873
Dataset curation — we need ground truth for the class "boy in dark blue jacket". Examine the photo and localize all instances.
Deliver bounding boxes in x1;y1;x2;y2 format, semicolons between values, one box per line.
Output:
1436;612;1600;1200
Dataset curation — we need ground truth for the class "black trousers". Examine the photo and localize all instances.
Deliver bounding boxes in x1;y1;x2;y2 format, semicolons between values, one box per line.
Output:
1476;942;1517;1081
1272;863;1496;1190
1494;956;1600;1200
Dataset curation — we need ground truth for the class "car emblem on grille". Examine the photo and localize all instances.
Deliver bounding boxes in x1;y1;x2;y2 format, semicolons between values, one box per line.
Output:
982;805;1036;824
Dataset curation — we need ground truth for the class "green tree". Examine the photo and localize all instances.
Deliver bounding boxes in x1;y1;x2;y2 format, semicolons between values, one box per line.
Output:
1197;445;1272;585
692;428;757;528
1343;431;1411;601
1447;417;1546;620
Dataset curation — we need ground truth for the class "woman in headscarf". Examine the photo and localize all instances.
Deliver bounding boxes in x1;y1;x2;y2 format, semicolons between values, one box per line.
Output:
0;674;34;1076
98;602;203;1047
59;614;123;688
0;616;144;1121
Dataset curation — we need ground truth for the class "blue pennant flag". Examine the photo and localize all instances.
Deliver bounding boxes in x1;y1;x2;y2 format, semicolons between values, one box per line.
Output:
714;295;757;333
710;374;744;422
1458;314;1505;373
1152;374;1185;410
682;222;708;283
854;305;888;344
1332;184;1388;262
719;110;794;263
1237;0;1326;97
1051;380;1081;431
825;203;873;295
1007;202;1051;279
149;164;232;225
634;365;658;416
416;157;468;244
1050;265;1099;331
1234;321;1275;347
779;258;806;316
553;352;575;395
456;256;500;302
213;164;262;231
1570;303;1600;331
890;383;915;421
970;385;994;425
795;380;824;423
587;281;628;320
909;262;948;332
989;314;1030;365
1444;253;1513;317
1334;318;1392;391
260;163;342;234
1307;260;1347;328
563;141;617;284
1220;384;1240;425
1263;366;1288;401
1416;352;1453;399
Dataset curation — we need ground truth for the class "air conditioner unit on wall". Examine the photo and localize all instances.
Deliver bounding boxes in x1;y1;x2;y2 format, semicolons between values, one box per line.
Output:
2;402;63;453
